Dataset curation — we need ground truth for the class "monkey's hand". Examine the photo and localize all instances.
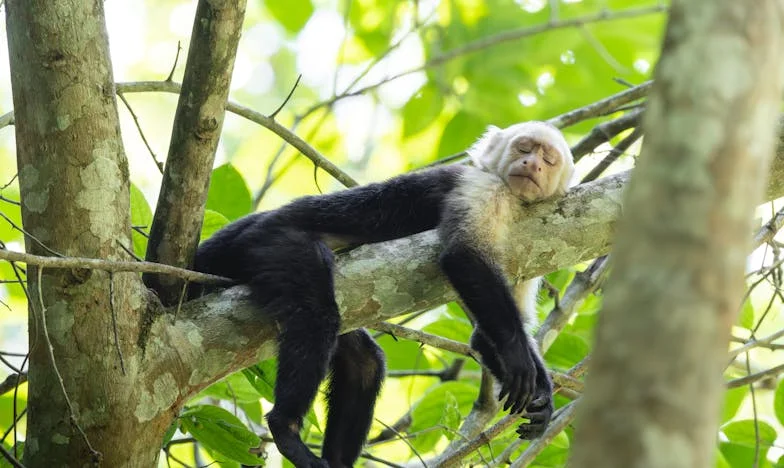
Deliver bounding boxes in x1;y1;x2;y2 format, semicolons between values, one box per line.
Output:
516;392;554;439
496;338;539;415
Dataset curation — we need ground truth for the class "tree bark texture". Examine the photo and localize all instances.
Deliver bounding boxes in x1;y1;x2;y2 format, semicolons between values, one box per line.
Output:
571;2;784;467
5;0;165;465
144;0;247;305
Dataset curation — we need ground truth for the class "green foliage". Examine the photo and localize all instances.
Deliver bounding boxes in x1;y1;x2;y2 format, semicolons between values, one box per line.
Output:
179;405;262;465
720;420;777;468
129;183;152;257
200;209;230;242
205;164;252;221
775;379;784;426
409;381;477;452
265;0;314;34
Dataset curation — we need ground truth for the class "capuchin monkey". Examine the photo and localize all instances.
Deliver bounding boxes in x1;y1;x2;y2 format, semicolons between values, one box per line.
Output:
194;121;575;467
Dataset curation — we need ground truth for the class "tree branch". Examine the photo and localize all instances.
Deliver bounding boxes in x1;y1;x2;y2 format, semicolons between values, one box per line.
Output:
144;0;247;304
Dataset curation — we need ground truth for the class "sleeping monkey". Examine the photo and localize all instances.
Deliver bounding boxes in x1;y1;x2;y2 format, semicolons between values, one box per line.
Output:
194;121;575;467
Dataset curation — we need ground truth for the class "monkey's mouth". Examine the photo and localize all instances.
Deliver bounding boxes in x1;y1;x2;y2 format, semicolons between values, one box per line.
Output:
509;174;540;188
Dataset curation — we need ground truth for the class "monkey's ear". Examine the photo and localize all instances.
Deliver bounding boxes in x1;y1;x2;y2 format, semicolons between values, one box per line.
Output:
468;125;505;171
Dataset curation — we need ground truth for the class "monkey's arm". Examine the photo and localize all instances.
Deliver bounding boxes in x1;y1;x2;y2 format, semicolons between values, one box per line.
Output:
438;240;540;415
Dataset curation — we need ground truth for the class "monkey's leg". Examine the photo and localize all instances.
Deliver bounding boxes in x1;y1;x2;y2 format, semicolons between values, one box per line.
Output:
253;235;340;468
322;329;385;468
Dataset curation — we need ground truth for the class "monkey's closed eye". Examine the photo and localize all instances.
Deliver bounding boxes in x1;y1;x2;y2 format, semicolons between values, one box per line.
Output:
516;141;534;153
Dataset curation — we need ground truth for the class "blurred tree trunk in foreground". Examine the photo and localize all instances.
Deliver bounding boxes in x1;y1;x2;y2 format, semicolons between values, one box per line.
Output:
571;2;784;467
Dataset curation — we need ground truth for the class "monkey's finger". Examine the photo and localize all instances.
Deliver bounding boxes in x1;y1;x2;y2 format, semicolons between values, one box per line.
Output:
498;377;514;405
516;421;547;440
505;375;524;413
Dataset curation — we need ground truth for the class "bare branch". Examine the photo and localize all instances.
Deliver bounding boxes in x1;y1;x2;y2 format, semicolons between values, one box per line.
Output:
144;0;247;304
726;363;784;389
571;108;644;161
548;81;652;129
753;205;784;248
115;81;359;189
0;372;27;397
117;93;163;174
371;322;481;360
581;126;643;183
0;248;232;285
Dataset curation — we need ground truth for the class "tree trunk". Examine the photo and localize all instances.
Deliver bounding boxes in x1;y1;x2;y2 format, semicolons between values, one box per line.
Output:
571;1;784;467
6;0;167;465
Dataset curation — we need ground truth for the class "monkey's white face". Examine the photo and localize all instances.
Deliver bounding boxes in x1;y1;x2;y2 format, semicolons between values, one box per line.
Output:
503;135;566;201
468;121;575;202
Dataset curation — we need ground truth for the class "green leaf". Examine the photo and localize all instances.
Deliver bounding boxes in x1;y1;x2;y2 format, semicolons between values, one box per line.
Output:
720;419;777;466
161;420;178;447
200;209;230;242
240;401;263;425
722;419;777;447
774;378;784;426
543;332;590;369
410;381;477;452
441;392;461;441
130;183;152;257
423;318;472;344
199;372;265;403
180;405;261;465
721;386;748;423
243;360;278;403
403;84;444;137
206;164;252;221
738;298;754;330
375;334;437;371
437;111;486;158
266;0;314;34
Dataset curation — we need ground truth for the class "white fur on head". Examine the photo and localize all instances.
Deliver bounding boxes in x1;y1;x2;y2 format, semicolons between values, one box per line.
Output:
468;121;576;193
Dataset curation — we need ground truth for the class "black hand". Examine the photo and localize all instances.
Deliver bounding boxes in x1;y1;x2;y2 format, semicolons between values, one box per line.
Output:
496;337;538;415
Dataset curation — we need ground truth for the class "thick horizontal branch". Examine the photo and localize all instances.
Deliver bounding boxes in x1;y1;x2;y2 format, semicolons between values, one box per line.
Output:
144;172;624;398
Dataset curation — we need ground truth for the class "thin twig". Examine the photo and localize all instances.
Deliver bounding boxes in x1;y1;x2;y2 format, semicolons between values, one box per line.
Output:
165;41;182;82
0;210;63;257
0;247;231;285
0;111;14;129
0;372;27;396
581;126;643;182
1;174;18;190
0;444;25;468
115;81;359;188
268;75;302;120
753;206;784;248
117;92;163;173
371;322;481;361
109;273;126;375
308;6;665;115
570;108;644;161
36;268;102;462
549;81;652;129
0;195;20;206
726;363;784;388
